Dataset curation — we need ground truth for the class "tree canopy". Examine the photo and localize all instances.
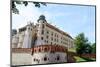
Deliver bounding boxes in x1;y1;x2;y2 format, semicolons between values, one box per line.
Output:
91;43;96;53
12;0;47;14
74;33;93;55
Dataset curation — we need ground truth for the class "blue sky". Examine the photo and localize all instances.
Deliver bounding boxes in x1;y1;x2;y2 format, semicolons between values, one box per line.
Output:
12;2;95;43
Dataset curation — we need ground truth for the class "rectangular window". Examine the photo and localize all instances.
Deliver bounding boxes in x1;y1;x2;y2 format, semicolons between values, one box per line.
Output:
51;32;53;36
55;39;56;41
46;36;48;39
42;30;44;34
51;37;53;41
42;24;44;29
61;41;62;43
57;35;58;38
51;42;52;45
41;37;43;40
47;41;48;43
55;33;56;37
45;40;46;43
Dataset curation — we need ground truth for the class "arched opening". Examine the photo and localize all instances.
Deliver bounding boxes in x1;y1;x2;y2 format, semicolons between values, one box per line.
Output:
44;47;48;52
44;57;47;61
57;55;60;61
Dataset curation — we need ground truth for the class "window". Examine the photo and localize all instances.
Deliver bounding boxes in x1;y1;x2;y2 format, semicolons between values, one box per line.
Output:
41;37;43;40
47;41;48;43
51;37;53;41
36;29;38;32
45;40;46;43
51;32;53;36
57;35;58;38
41;30;44;34
55;33;56;37
34;49;36;52
44;57;47;61
61;41;62;43
55;39;56;41
45;40;48;44
39;48;41;52
44;48;47;51
46;36;48;39
47;30;49;34
33;58;36;61
51;42;52;45
42;21;45;23
42;24;44;29
57;56;60;60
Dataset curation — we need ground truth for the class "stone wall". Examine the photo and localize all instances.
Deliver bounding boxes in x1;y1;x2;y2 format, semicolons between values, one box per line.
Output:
12;48;33;65
32;52;67;64
12;53;33;65
11;45;68;65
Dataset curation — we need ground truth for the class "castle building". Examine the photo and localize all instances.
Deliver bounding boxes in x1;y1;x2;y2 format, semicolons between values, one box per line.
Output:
12;15;74;65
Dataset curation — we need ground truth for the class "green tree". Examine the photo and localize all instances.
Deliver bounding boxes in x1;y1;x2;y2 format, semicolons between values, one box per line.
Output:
12;0;47;14
92;43;96;53
74;33;92;55
84;43;92;54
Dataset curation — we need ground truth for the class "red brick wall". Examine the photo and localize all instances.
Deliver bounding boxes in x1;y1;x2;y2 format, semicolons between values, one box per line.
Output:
32;45;68;53
81;54;96;58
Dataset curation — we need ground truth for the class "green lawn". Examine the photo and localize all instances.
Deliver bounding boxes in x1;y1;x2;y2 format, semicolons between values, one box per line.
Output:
68;48;76;52
68;48;96;62
74;56;86;62
90;58;96;60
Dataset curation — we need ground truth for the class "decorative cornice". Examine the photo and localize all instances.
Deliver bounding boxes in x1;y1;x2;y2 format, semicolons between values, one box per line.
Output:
12;45;68;54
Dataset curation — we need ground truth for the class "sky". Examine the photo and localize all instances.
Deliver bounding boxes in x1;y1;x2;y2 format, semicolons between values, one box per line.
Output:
12;2;96;43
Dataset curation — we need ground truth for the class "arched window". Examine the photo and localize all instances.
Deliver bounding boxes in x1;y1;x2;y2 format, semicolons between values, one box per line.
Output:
44;47;48;52
34;49;36;52
38;48;41;52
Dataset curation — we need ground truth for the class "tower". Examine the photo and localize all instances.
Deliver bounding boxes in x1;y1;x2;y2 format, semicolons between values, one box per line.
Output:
22;22;33;48
37;15;46;23
35;15;47;45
